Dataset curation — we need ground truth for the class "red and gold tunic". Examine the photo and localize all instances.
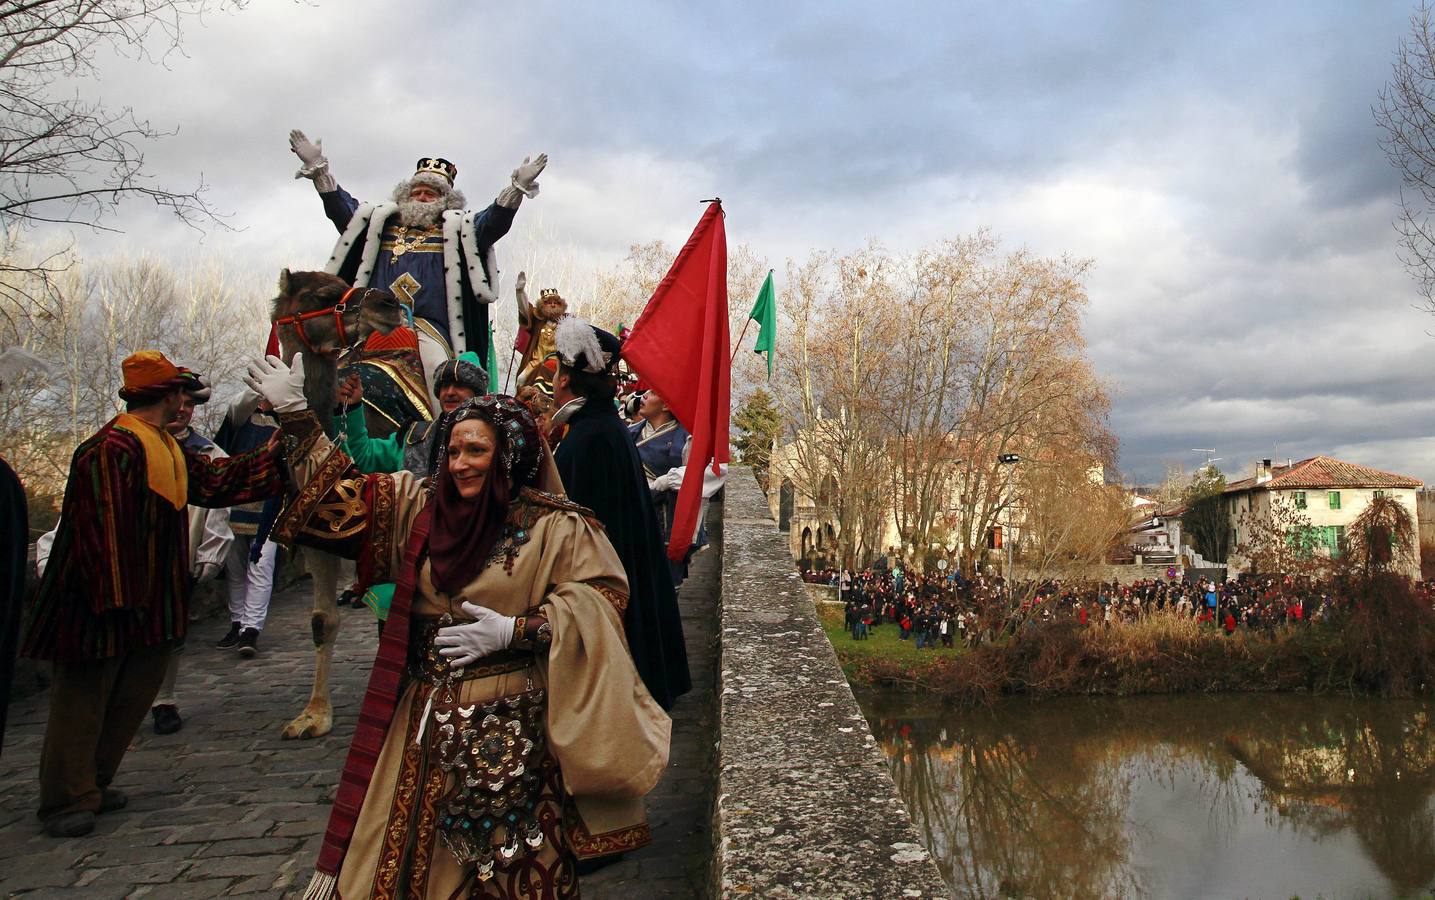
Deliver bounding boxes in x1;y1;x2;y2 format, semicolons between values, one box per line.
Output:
20;416;283;662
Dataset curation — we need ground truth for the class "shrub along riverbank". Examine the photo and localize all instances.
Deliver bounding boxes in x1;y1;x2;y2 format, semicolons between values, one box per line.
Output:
821;574;1435;706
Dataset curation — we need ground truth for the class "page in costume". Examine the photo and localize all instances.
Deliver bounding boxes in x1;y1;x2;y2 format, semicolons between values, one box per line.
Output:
272;409;669;899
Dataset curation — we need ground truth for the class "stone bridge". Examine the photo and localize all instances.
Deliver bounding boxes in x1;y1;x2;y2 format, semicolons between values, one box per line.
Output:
0;468;945;898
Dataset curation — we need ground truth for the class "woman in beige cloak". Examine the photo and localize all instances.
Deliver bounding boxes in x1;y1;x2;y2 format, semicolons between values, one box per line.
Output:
244;354;670;900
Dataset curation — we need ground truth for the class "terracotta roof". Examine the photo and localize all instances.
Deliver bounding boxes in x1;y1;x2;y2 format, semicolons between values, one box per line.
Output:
1223;455;1422;493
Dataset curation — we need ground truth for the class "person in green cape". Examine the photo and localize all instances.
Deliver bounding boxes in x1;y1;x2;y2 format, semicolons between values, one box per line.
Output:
334;352;488;622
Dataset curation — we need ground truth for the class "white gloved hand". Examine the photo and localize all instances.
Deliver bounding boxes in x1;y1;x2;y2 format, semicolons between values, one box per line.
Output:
511;153;547;197
433;601;517;668
651;469;682;492
289;129;337;191
243;354;309;414
192;562;222;583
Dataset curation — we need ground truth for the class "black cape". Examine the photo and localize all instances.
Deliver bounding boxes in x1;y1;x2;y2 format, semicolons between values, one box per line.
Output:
553;401;691;709
0;456;29;751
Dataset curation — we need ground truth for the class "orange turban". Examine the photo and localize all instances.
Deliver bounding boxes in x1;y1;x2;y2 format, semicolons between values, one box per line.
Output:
119;350;188;401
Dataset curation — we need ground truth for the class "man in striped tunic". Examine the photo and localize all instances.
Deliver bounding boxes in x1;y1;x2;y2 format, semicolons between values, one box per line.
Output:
20;351;286;838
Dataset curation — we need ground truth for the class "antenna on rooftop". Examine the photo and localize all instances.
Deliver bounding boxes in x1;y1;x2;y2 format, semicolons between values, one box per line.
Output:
1191;449;1221;470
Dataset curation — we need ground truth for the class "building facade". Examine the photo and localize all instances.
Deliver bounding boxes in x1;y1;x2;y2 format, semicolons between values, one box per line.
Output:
1224;456;1423;580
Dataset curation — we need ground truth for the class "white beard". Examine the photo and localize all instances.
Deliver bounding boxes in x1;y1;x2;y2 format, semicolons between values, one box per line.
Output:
396;198;445;228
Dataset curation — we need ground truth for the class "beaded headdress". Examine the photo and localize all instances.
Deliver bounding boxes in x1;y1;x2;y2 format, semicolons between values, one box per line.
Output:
430;395;542;486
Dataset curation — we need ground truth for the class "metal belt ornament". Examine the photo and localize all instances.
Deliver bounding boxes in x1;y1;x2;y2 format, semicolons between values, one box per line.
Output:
423;616;547;880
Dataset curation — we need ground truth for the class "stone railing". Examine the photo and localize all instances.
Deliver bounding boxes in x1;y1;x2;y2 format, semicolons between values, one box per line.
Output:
714;467;948;898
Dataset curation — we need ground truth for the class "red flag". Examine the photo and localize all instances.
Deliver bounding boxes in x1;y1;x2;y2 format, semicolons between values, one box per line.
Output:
622;201;730;561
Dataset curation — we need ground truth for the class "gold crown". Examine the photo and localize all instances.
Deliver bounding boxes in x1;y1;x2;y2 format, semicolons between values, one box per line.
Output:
540;288;562;299
414;157;457;185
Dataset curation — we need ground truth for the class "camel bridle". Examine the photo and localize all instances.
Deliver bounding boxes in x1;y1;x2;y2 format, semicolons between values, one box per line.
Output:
274;286;380;356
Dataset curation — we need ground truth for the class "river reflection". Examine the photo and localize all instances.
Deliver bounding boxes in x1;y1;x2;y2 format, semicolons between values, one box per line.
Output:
858;691;1435;899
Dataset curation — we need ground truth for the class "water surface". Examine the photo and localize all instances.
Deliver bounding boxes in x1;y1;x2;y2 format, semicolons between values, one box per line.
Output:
858;690;1435;899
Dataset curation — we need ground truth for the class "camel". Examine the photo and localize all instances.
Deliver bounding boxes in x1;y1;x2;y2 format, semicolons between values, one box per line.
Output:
269;270;405;739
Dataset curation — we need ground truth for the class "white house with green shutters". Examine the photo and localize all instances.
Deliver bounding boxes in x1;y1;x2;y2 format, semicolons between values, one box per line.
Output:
1223;455;1423;579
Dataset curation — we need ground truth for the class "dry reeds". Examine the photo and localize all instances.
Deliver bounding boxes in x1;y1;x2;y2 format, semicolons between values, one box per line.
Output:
834;609;1384;706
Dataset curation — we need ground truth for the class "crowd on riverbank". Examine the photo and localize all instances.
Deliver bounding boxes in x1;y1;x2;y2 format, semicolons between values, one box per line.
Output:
803;563;1435;650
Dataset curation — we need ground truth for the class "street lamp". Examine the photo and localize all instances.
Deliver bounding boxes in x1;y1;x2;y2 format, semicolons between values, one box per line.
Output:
997;454;1021;580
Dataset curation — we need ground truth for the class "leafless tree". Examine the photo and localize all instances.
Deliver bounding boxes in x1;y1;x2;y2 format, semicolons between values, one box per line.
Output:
0;241;267;496
767;234;1116;576
1376;1;1435;313
0;0;245;325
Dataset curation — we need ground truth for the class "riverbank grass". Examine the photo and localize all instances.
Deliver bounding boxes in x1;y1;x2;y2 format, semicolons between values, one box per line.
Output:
817;604;964;665
821;606;1375;704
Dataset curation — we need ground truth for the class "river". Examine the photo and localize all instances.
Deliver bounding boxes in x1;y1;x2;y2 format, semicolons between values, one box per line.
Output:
857;690;1435;899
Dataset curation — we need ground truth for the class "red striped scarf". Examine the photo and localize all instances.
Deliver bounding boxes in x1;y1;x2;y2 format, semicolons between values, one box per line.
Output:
313;504;433;881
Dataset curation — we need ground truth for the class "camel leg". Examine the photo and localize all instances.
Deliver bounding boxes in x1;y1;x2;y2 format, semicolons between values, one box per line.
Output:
282;551;340;740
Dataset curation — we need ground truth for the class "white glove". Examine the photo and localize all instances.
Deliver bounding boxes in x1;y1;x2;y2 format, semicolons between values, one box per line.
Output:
192;562;222;583
243;354;309;414
512;153;547;196
289;129;336;191
497;153;547;208
433;602;517;668
651;469;681;492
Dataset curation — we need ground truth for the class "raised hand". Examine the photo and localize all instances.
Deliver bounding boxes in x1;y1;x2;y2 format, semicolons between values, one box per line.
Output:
289;130;334;190
243;354;309;414
511;153;548;195
289;129;324;167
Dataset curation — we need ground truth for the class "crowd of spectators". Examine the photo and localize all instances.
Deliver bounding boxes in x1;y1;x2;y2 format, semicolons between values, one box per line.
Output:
801;560;1427;649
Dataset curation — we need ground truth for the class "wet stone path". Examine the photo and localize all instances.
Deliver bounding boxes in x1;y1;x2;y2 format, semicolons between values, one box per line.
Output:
0;510;720;899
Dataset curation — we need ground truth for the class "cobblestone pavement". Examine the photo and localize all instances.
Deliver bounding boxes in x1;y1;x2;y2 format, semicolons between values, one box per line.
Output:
0;518;720;899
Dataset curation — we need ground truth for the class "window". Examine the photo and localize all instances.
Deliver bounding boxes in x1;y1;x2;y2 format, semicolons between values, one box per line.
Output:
1293;491;1307;509
1288;525;1347;559
1288;527;1319;559
1328;491;1341;510
1373;490;1385;500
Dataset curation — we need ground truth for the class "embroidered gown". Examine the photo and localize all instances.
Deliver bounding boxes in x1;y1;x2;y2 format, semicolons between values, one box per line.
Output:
276;414;669;899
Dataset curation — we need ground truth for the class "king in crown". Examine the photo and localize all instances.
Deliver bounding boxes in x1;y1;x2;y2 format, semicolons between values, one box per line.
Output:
288;129;547;401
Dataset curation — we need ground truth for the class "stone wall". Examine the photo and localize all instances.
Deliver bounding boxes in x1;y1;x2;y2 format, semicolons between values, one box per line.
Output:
802;582;838;606
1090;562;1188;586
714;467;948;898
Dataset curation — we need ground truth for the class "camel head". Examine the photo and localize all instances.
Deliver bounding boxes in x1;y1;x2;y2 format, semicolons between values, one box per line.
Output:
271;269;404;434
270;270;404;362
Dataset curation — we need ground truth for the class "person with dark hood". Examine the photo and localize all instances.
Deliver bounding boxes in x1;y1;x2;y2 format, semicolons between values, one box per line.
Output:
0;454;24;751
0;347;44;754
548;315;692;711
244;354;668;899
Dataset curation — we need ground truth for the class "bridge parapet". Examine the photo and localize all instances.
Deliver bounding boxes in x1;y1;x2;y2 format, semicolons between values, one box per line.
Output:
715;467;948;899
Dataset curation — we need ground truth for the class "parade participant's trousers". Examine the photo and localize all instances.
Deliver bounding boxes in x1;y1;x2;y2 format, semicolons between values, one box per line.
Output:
413;321;453;414
38;642;173;820
151;645;182;709
225;536;276;632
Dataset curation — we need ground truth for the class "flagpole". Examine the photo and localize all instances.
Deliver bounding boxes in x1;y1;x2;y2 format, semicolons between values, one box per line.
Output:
729;318;754;366
502;348;518;394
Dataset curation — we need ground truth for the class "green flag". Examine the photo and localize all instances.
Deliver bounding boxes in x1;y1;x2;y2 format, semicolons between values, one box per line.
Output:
748;270;777;377
486;322;499;393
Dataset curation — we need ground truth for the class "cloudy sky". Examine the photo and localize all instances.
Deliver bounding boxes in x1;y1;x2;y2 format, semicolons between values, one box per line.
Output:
34;0;1435;485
